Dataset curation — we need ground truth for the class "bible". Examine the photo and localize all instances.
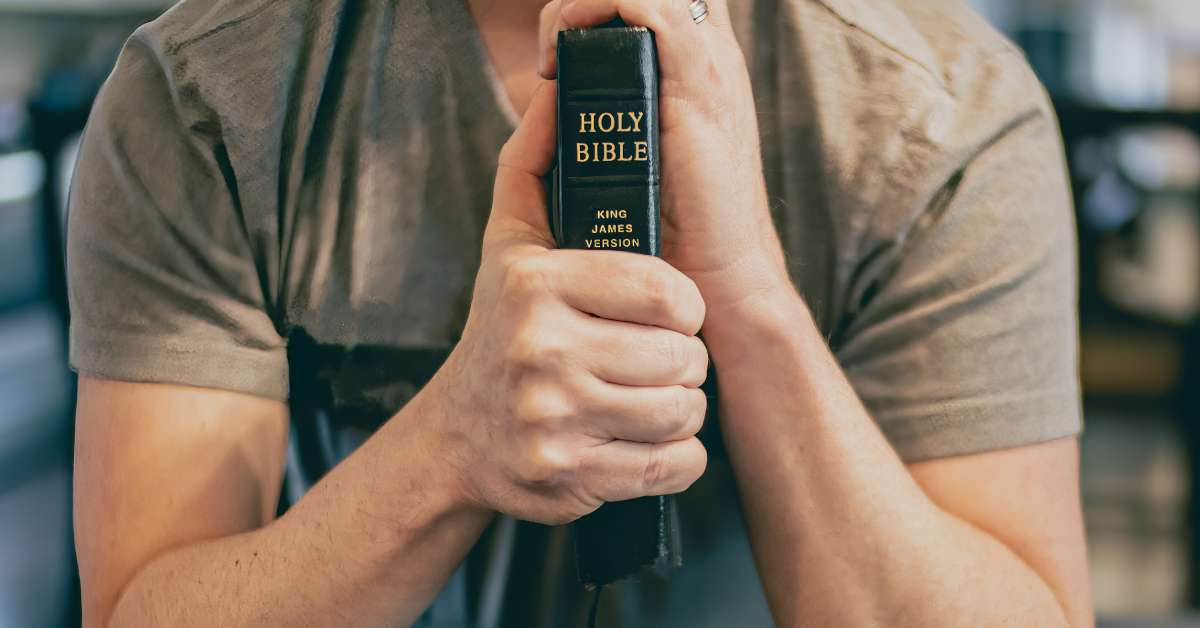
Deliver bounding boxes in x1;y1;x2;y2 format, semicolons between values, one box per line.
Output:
551;22;682;588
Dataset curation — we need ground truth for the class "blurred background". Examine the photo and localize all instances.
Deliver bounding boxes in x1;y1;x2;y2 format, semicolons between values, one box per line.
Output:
0;0;1197;626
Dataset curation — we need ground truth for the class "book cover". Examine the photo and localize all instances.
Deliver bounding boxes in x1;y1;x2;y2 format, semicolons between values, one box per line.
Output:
552;22;681;588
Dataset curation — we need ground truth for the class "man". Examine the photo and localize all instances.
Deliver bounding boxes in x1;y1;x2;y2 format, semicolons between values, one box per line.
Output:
67;0;1093;625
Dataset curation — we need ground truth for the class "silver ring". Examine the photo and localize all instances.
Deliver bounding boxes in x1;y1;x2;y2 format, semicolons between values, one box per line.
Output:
688;0;709;24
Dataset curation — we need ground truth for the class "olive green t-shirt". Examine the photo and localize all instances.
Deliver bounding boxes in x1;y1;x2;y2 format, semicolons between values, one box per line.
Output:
66;0;1082;625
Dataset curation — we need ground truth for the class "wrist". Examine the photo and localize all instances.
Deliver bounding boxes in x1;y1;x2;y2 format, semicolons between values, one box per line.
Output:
703;285;815;369
687;196;794;333
391;372;491;521
275;382;493;585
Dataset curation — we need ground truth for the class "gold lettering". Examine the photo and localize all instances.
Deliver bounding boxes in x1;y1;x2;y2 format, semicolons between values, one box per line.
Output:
634;141;648;161
577;111;644;135
590;223;632;234
618;142;633;161
598;112;615;132
628;111;644;132
584;238;641;249
602;142;616;161
596;209;628;219
573;141;649;163
615;113;631;132
579;112;596;133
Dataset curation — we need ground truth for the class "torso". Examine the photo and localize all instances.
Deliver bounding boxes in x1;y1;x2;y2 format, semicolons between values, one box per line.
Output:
133;0;1038;623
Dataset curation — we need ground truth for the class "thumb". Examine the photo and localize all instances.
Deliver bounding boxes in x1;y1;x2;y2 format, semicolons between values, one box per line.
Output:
483;80;558;252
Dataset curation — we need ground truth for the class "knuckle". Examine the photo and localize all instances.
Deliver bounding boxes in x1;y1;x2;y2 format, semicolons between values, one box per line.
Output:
507;331;541;370
642;445;670;492
678;276;706;333
502;256;548;298
687;337;710;383
514;385;573;429
636;265;674;314
654;333;689;379
637;259;703;332
508;327;567;372
521;438;575;485
666;388;704;438
668;388;691;429
610;0;666;31
684;389;707;436
540;335;568;365
682;442;708;487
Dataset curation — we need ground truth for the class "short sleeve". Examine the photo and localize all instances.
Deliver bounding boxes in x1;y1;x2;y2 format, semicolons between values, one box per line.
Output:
66;35;288;401
836;105;1082;461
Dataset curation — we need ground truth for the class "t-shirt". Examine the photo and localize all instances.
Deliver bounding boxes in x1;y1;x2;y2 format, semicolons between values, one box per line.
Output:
65;0;1083;625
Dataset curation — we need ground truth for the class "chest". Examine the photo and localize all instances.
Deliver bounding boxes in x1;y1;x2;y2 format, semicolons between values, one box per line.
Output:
250;3;838;426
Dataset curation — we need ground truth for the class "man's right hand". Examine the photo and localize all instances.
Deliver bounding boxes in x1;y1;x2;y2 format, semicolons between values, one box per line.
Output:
420;81;709;526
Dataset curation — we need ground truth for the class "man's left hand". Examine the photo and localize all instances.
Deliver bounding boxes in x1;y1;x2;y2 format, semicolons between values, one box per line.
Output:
539;0;793;325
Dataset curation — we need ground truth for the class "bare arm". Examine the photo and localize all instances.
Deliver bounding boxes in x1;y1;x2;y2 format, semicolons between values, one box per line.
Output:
74;83;708;628
74;377;490;628
536;2;1093;624
704;297;1093;627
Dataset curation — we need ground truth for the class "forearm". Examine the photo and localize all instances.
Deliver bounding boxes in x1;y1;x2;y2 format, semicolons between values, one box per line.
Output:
107;389;492;628
705;293;1071;627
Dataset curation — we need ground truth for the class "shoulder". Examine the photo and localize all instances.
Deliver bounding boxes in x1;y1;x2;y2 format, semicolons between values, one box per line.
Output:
752;0;1066;271
135;0;320;62
98;0;344;141
780;0;1054;210
782;0;1044;134
83;0;359;230
747;3;1082;452
807;0;1024;82
738;0;1071;326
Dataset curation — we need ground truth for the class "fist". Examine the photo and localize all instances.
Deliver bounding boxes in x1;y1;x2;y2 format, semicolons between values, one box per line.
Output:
426;84;709;525
539;0;792;319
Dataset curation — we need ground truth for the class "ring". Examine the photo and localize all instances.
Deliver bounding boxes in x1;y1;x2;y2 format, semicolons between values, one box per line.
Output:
688;0;709;24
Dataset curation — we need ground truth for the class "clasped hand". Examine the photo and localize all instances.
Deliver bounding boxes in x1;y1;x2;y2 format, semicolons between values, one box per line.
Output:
420;0;791;526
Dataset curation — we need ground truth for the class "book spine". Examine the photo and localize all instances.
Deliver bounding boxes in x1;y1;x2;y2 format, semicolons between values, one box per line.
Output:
554;24;680;588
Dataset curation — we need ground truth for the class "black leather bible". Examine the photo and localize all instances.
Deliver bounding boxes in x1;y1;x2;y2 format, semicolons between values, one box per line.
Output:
551;23;681;588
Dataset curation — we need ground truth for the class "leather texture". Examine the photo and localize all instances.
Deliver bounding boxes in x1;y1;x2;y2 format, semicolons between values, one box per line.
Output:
553;23;680;588
553;23;660;256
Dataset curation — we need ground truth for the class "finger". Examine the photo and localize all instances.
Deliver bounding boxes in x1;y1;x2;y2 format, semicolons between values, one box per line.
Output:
537;1;565;79
577;319;709;387
541;0;729;80
497;80;558;177
542;0;675;80
583;437;708;501
483;80;558;251
692;0;731;27
577;383;706;443
542;250;706;335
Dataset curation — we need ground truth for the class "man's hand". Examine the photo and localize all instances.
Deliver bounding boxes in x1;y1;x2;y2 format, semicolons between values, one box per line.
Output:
74;75;709;628
539;4;1094;627
421;81;709;525
539;0;790;319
